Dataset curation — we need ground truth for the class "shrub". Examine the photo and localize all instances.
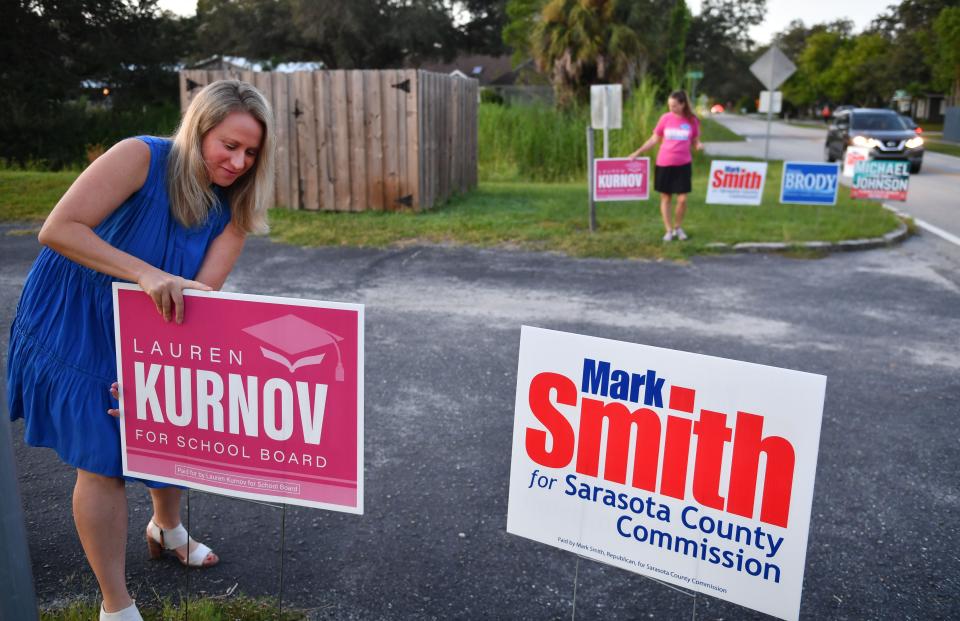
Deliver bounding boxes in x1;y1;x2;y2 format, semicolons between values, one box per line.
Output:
1;101;180;170
478;79;665;182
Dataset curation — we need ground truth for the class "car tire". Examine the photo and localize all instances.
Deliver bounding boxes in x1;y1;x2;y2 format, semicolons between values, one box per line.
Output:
910;161;922;174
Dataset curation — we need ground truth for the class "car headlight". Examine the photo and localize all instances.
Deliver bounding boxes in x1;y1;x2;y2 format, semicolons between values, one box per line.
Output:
906;136;924;149
851;136;881;148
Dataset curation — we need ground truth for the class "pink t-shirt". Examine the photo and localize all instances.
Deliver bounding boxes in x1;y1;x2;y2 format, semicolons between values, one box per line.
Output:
654;112;699;167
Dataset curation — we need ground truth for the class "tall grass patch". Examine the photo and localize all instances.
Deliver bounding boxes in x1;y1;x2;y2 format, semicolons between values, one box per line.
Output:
479;81;662;182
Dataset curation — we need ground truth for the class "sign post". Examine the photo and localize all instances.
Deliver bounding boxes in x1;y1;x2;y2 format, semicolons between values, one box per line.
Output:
586;125;597;232
591;84;623;159
686;70;704;107
588;85;623;231
749;47;796;160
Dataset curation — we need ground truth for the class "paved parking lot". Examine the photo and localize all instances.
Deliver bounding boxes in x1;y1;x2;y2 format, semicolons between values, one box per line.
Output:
3;224;959;619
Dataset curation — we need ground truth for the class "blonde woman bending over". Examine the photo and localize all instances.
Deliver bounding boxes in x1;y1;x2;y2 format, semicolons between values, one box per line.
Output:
7;80;275;621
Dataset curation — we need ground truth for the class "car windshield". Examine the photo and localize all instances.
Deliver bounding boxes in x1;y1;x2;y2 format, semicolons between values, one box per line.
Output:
851;113;908;131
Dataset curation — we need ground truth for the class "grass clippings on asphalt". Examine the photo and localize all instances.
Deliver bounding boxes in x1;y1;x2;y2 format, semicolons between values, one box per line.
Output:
41;595;306;621
1;164;900;261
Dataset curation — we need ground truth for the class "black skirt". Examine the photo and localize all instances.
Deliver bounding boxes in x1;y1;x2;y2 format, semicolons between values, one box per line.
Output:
654;163;692;195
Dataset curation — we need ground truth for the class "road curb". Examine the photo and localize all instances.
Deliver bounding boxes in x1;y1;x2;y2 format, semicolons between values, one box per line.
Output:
704;220;910;254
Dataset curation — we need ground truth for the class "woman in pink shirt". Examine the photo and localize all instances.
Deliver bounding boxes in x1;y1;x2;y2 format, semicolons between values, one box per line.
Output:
630;90;703;241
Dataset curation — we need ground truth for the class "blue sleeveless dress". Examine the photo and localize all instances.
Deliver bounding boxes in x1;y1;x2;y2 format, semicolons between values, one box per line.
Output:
6;136;232;484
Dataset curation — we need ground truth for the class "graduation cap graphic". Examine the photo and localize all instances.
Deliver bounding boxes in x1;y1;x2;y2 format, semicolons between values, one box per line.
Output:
242;314;345;381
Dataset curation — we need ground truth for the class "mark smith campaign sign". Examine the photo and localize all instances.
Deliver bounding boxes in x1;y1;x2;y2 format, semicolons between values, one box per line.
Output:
507;326;826;620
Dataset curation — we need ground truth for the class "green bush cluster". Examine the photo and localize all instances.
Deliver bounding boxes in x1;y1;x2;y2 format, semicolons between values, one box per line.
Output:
1;101;181;171
478;80;665;182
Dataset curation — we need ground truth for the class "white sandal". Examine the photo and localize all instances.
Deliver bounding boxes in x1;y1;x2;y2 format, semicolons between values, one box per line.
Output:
146;519;219;568
100;601;143;621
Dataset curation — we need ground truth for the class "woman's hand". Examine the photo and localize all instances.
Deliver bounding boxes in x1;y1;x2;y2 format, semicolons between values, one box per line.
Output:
108;381;120;417
138;268;212;324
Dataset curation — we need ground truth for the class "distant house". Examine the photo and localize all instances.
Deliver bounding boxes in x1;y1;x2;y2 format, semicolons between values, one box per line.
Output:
894;90;948;123
910;94;947;123
188;55;325;73
417;55;517;85
416;54;552;104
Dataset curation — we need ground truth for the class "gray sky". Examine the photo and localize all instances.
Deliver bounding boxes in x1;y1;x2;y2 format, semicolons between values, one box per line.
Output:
158;0;894;48
687;0;892;44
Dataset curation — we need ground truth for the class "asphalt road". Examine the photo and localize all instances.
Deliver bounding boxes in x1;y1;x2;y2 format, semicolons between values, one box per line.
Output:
706;114;960;242
2;220;959;620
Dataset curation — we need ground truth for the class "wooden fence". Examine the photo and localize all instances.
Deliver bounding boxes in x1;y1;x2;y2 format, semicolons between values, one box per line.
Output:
179;69;478;212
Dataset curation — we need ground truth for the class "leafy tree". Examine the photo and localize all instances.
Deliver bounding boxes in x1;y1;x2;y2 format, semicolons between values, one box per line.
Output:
503;0;546;64
869;0;955;96
663;0;691;88
614;0;685;86
458;0;510;56
825;34;895;106
194;0;300;61
529;0;641;107
778;22;850;108
195;0;462;68
932;6;960;104
2;0;188;108
686;0;765;105
1;0;189;166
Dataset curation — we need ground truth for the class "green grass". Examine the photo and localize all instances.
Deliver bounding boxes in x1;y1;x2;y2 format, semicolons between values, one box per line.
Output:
0;161;900;261
0;170;77;221
699;117;745;142
924;138;960;158
268;163;899;260
41;596;305;621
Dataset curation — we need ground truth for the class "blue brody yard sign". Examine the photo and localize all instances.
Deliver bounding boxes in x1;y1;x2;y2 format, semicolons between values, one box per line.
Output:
779;162;840;205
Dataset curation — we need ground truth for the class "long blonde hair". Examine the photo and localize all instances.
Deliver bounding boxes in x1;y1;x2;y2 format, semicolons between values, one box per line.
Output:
168;80;275;234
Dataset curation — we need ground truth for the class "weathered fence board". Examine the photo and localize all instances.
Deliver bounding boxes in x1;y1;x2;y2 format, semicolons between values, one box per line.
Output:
346;71;363;212
381;70;400;211
295;72;319;211
315;71;335;211
330;71;351;212
180;69;476;211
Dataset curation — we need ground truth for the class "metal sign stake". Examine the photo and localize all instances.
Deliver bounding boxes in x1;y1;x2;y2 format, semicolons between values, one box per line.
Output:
602;88;610;159
587;125;597;232
570;556;581;621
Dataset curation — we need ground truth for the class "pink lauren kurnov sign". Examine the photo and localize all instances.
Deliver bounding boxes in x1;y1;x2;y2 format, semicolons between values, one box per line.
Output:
593;157;650;202
112;284;364;514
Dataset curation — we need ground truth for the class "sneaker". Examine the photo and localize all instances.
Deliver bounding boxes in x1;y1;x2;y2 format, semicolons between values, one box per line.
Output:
662;230;674;242
674;227;688;241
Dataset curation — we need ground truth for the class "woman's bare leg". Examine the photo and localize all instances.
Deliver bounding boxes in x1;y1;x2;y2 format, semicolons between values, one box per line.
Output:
674;193;688;228
659;193;674;232
73;469;132;613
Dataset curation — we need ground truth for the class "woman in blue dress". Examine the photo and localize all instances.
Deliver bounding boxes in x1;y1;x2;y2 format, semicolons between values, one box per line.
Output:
7;80;275;621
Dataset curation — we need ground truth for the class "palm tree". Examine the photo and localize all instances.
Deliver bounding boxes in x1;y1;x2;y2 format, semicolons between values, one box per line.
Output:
531;0;643;107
